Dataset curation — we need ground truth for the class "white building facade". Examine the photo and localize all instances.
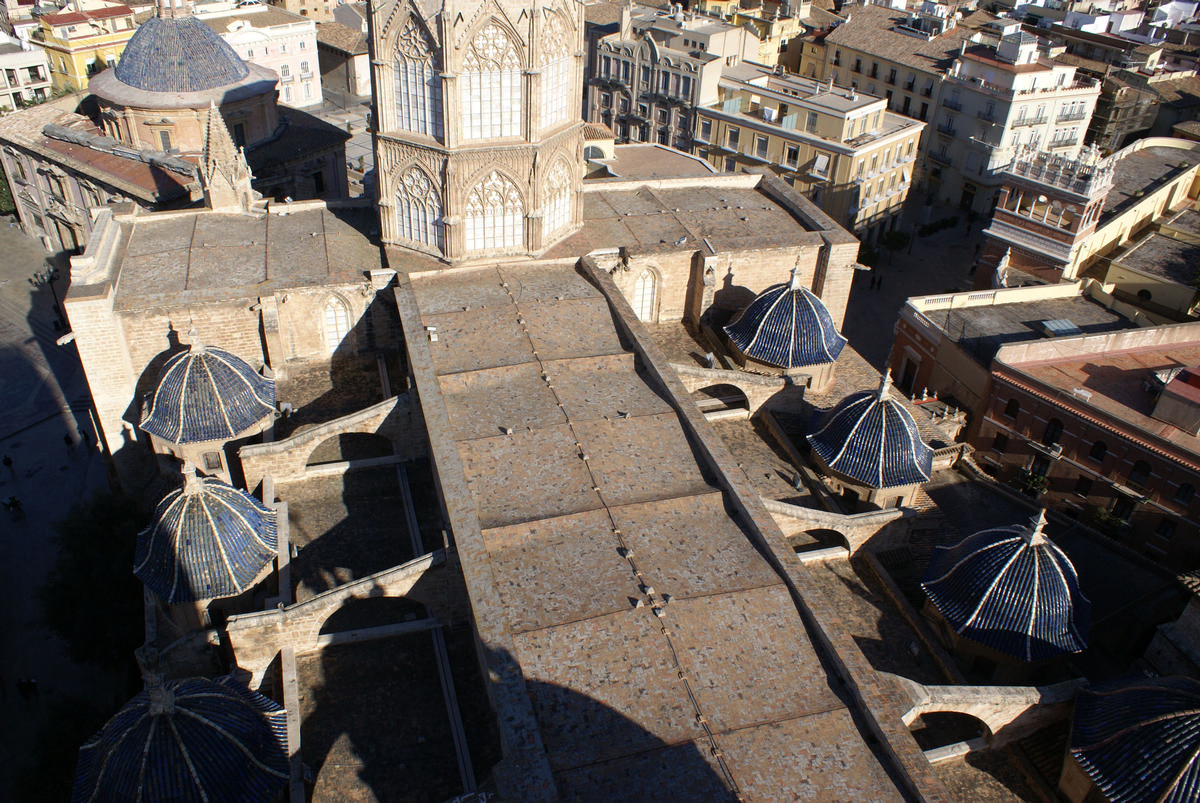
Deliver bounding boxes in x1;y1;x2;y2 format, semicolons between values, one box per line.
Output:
0;34;51;114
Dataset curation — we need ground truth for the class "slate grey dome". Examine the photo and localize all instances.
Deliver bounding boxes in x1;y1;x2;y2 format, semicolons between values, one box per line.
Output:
1069;676;1200;803
723;270;846;368
134;473;277;603
71;675;288;803
140;343;275;445
922;511;1090;662
114;16;249;94
806;371;933;488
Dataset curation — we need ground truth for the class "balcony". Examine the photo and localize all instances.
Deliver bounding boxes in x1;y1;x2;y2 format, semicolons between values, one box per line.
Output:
1012;114;1048;127
1057;110;1087;122
935;121;957;136
920;86;933;97
1049;135;1079;149
929;150;952;166
942;97;962;111
885;75;896;86
977;110;997;123
904;80;915;91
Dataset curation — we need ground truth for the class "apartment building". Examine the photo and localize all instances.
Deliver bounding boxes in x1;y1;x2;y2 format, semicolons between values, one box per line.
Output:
587;6;756;149
694;62;925;241
0;33;50;113
32;1;137;92
813;3;1099;214
692;0;804;67
196;1;322;108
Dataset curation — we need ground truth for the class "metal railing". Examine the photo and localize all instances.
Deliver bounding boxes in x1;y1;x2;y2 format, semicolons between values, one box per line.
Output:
1012;115;1049;127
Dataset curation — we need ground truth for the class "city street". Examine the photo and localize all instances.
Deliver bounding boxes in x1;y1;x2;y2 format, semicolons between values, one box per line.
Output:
0;221;117;801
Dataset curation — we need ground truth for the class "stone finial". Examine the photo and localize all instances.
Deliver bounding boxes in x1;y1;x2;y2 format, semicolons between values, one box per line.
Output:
187;326;206;354
181;460;202;494
1025;509;1049;546
201;102;253;213
876;368;893;402
789;260;803;292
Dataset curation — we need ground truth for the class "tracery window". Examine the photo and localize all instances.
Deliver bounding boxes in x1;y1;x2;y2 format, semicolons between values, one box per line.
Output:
324;296;350;353
539;13;571;132
465;171;523;251
395;166;443;251
462;23;521;140
543;160;571;238
632;269;656;322
394;17;443;140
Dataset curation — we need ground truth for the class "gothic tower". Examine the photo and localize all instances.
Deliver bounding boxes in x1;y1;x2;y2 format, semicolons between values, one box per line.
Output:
369;0;586;262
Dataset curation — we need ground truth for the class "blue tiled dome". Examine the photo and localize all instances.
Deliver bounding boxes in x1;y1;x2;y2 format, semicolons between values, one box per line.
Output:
806;371;933;488
114;17;250;93
723;275;846;368
1070;676;1200;803
71;675;288;803
922;511;1090;662
141;345;275;445
135;474;277;603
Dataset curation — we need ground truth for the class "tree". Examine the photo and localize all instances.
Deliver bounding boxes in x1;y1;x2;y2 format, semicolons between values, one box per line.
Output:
39;491;147;669
0;169;14;215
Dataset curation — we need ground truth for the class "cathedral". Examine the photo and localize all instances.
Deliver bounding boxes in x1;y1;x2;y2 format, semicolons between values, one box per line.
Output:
371;0;585;261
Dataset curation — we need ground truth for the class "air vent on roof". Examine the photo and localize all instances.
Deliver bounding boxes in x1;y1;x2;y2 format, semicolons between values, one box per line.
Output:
1038;319;1082;338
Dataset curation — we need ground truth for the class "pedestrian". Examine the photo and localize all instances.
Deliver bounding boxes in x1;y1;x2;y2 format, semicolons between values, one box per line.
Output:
2;454;11;471
64;433;75;454
79;429;91;449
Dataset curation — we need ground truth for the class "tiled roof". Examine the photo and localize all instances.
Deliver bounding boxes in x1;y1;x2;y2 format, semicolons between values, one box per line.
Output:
823;5;996;76
1070;675;1200;803
921;511;1090;662
134;474;277;603
71;675;288;803
114;16;249;93
806;371;934;488
724;274;846;368
140;345;275;445
315;20;367;54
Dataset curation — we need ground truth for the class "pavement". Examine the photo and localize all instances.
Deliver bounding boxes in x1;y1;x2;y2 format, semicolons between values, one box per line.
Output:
0;219;118;800
842;203;988;370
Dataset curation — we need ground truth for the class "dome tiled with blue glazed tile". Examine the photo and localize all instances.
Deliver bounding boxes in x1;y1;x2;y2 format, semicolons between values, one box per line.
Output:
922;510;1090;662
806;370;933;488
134;473;277;603
140;343;275;445
114;16;249;94
1069;676;1200;803
723;270;847;368
71;675;288;803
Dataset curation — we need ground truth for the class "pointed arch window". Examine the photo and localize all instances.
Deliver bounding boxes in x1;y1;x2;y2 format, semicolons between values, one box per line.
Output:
465;171;523;251
324;296;351;353
540;12;572;132
395;166;443;252
543;160;572;238
462;23;522;140
632;269;656;322
394;17;443;140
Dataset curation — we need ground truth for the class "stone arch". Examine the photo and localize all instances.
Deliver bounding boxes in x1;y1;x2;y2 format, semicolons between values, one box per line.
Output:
542;156;574;239
632;266;660;323
805;528;850;551
390;11;443;141
306;431;395;468
323;292;353;354
393;162;444;253
692;383;750;415
463;168;526;252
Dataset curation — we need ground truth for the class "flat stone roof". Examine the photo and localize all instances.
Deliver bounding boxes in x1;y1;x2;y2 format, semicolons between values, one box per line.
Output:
1102;145;1200;224
400;262;923;799
110;203;382;311
921;295;1131;365
1117;231;1200;285
546;175;827;259
1005;340;1200;457
1166;206;1200;238
600;143;717;179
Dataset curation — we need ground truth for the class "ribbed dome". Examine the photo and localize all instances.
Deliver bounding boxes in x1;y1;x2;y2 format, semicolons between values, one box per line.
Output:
1070;676;1200;803
114;16;250;94
71;675;288;803
140;344;275;445
806;371;933;488
134;474;277;603
922;511;1090;662
723;272;846;368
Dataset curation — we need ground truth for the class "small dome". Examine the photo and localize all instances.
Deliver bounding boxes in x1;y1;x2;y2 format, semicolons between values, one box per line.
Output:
922;511;1090;662
1069;676;1200;803
140;344;275;445
134;474;277;603
806;371;933;488
114;17;250;94
71;675;288;803
723;273;846;368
